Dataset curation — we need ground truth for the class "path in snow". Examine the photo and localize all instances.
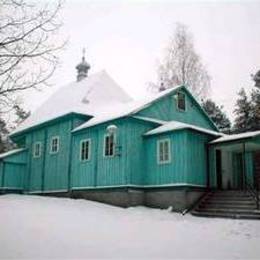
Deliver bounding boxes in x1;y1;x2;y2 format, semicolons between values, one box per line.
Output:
0;195;259;259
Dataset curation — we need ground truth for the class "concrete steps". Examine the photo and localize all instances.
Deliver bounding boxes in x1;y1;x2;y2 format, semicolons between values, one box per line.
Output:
191;190;260;220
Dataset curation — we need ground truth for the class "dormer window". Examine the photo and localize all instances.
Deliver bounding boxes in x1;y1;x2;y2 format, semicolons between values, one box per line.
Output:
177;92;186;111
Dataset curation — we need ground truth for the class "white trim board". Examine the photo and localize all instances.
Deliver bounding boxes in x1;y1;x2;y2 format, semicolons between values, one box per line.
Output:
71;183;206;190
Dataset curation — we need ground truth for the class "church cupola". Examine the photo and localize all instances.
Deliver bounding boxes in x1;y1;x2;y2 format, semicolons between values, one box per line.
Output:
76;48;91;82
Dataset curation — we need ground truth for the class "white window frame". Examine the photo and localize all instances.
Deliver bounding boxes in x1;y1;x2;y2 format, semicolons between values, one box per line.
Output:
50;136;60;154
33;142;42;158
176;92;186;112
80;139;91;162
103;133;116;158
157;139;171;164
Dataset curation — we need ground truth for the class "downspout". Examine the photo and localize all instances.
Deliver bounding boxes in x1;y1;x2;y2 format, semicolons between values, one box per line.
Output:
206;144;210;190
1;161;5;191
242;142;246;191
67;119;74;196
26;141;32;193
41;129;47;192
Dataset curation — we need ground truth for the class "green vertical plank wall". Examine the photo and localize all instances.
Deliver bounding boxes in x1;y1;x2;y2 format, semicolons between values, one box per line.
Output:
186;131;213;186
136;89;217;131
24;114;87;192
144;130;213;187
26;128;45;192
71;117;157;188
209;147;217;188
71;119;128;188
144;131;188;185
43;120;72;191
0;150;27;190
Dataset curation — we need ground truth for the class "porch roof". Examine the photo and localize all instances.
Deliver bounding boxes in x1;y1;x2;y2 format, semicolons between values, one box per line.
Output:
144;121;222;137
210;130;260;145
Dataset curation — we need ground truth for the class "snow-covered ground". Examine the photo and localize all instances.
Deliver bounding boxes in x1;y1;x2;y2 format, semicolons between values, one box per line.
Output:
0;195;260;259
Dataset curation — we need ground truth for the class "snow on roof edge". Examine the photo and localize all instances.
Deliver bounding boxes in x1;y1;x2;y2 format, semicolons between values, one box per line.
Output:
131;116;167;125
210;131;260;144
10;111;91;137
144;121;222;137
0;148;26;159
72;85;183;132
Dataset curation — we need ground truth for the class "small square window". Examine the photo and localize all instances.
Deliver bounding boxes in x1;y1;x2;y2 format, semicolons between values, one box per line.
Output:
33;142;41;158
104;134;115;157
50;136;59;154
157;139;171;164
80;139;91;161
177;92;186;111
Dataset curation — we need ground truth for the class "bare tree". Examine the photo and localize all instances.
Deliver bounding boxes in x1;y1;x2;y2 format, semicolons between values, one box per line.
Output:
157;23;210;98
0;0;65;111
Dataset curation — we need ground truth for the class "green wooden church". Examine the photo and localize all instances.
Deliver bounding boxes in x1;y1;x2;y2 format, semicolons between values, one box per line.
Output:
1;53;260;217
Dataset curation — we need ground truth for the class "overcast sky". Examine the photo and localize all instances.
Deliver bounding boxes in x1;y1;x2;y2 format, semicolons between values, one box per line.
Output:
24;0;260;119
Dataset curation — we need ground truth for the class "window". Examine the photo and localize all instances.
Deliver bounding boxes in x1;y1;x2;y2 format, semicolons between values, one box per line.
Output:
104;133;115;157
50;136;59;154
80;139;91;161
33;142;41;158
177;92;186;111
157;139;171;164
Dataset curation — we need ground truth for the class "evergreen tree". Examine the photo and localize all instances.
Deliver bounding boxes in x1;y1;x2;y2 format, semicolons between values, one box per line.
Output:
202;99;231;133
251;88;260;131
233;88;254;133
0;104;30;154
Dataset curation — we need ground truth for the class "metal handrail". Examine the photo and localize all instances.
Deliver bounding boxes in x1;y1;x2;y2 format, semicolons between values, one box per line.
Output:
244;175;259;210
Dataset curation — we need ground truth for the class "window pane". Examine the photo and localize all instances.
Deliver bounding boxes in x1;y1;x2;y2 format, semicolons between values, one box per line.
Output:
34;143;41;157
51;137;59;153
81;140;90;161
158;140;171;163
104;134;115;157
159;142;164;161
164;141;168;161
177;93;186;110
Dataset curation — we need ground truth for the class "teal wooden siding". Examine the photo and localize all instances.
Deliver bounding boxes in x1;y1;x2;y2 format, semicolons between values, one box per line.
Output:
144;130;212;186
71;118;157;188
24;114;86;192
43;120;72;191
144;131;188;185
209;147;217;188
71;119;128;188
232;152;254;186
135;89;217;131
126;118;158;185
0;150;27;190
186;131;213;186
27;129;45;191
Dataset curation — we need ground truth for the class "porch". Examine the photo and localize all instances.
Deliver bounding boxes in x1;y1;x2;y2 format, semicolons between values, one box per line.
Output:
192;131;260;219
208;131;260;192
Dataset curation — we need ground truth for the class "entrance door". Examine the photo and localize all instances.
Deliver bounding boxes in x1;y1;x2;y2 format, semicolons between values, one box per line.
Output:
254;152;260;189
236;153;244;190
216;149;222;189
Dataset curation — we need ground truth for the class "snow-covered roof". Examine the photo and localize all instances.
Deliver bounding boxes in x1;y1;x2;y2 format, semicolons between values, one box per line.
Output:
73;85;182;132
131;116;167;125
210;131;260;144
144;121;222;137
11;70;132;135
0;148;26;159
